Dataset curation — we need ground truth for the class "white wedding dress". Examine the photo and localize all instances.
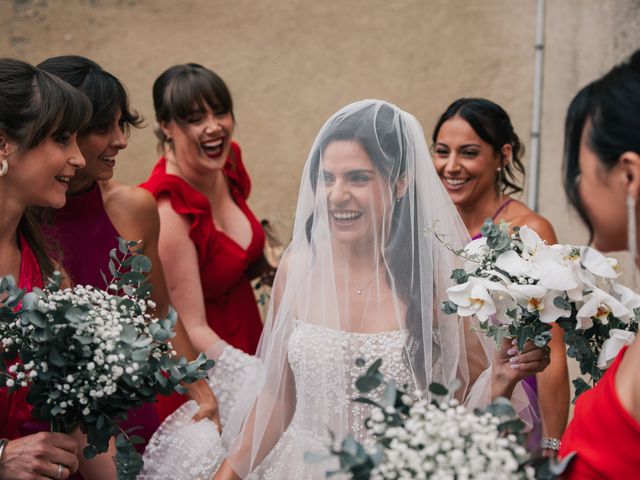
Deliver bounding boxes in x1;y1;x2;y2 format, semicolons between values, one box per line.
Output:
139;321;412;480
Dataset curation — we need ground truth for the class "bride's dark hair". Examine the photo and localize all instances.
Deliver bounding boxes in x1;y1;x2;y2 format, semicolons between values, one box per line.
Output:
305;102;432;385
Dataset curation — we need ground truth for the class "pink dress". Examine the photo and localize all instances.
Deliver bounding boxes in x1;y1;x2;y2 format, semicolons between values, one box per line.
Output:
47;184;165;449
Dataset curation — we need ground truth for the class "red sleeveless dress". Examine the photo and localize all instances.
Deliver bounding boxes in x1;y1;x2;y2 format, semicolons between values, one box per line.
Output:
141;142;264;353
0;234;42;440
559;346;640;478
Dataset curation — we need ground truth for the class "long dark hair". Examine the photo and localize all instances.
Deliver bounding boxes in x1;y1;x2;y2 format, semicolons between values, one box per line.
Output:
152;63;234;151
305;102;430;384
563;50;640;238
432;98;525;196
0;58;91;278
38;55;142;136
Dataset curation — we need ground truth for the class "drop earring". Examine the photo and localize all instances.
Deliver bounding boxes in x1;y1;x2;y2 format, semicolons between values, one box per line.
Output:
0;159;8;177
627;193;637;286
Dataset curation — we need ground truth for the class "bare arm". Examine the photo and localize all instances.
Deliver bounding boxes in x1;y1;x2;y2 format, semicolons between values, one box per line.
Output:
102;183;220;425
524;216;570;442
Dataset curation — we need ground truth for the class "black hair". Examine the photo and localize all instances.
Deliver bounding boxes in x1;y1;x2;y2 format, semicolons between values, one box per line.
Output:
0;58;91;277
563;50;640;238
38;55;142;135
152;63;234;150
432;98;525;196
305;102;433;385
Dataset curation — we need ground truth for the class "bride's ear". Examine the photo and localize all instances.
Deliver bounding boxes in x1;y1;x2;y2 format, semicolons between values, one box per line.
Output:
621;151;640;201
394;173;408;200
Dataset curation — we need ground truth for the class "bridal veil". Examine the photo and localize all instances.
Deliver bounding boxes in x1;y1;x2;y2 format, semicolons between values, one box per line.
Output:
218;100;535;478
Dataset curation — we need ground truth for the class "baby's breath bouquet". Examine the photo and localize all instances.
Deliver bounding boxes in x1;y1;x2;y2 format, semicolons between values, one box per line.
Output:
308;360;571;480
439;220;639;399
0;239;212;479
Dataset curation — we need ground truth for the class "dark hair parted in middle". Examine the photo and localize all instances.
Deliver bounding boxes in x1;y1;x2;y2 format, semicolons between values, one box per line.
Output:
563;50;640;238
152;63;234;148
37;55;142;135
432;98;526;196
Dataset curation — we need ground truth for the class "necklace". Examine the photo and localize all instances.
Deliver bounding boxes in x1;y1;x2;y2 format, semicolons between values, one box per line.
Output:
355;276;376;295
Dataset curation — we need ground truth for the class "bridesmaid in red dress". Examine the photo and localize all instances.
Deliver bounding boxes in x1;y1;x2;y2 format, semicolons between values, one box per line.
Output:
0;58;115;479
559;50;640;478
37;56;220;433
141;64;269;359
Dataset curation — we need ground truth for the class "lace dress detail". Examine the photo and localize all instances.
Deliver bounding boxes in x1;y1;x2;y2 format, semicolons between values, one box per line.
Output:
140;345;261;479
249;321;411;479
140;323;411;479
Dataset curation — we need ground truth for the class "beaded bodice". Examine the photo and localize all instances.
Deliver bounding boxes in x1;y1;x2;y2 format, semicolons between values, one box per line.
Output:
286;321;412;441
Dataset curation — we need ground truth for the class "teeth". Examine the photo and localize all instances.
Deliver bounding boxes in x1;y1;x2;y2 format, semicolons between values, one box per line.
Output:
445;178;469;186
333;211;361;220
203;139;223;148
56;176;71;183
100;156;115;162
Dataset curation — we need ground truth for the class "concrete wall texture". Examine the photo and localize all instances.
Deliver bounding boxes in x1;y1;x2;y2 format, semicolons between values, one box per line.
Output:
2;0;639;246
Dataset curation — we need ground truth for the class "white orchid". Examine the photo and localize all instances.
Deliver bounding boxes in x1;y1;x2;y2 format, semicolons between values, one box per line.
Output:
447;278;509;322
576;288;630;330
508;284;571;324
518;226;546;259
597;329;636;369
579;246;619;279
462;237;489;273
495;250;535;279
612;283;640;318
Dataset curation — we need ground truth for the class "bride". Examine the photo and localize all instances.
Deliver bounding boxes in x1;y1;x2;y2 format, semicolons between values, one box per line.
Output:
142;100;550;479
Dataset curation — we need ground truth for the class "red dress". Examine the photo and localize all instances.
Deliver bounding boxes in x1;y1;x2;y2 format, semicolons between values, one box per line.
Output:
141;142;264;355
0;234;42;440
559;346;640;478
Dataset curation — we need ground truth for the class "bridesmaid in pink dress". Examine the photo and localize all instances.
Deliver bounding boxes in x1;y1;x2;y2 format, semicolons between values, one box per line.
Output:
0;58;115;480
37;56;221;436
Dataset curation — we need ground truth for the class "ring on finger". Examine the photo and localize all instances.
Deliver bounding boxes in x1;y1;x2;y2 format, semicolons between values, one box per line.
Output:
55;463;65;480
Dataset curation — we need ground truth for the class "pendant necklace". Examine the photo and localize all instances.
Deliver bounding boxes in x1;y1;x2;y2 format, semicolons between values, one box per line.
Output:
355;276;376;295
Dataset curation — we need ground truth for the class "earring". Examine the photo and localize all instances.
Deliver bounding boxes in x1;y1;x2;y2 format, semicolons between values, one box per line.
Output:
627;193;637;286
495;166;504;194
0;159;8;177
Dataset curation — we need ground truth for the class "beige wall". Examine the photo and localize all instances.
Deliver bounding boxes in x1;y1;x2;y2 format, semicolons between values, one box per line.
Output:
2;0;639;243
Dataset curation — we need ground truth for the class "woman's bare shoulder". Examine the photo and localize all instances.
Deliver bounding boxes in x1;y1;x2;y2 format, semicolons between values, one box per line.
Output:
504;200;557;243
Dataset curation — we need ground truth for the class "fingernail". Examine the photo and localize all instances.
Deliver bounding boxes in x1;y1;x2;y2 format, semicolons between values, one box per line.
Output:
510;363;521;369
507;348;517;356
511;338;517;345
509;356;519;364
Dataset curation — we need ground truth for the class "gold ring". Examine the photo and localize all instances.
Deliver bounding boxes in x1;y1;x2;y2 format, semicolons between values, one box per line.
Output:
56;463;64;479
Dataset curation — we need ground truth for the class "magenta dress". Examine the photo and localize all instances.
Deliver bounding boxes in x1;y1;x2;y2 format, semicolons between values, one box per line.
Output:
46;183;163;453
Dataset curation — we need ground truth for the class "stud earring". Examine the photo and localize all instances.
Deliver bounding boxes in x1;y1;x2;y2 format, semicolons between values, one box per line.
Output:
0;159;8;177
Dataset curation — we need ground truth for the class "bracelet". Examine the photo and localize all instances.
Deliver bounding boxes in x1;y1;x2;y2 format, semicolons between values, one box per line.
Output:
540;437;561;451
0;438;9;463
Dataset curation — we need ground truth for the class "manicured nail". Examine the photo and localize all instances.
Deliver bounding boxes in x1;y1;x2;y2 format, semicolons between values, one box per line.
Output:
511;338;517;345
507;348;517;356
509;356;519;364
510;363;520;369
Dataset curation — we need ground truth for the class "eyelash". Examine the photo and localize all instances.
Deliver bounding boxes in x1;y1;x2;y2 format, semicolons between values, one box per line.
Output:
55;133;71;145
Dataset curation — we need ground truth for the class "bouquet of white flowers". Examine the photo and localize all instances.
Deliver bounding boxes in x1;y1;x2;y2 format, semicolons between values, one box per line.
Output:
0;239;212;479
440;220;639;398
308;359;570;480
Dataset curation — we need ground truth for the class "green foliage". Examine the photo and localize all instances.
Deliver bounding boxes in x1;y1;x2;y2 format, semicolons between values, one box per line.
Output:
0;239;214;479
310;358;541;479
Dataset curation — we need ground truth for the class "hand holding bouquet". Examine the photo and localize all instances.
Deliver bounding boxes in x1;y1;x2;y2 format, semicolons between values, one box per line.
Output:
0;240;213;479
441;220;639;398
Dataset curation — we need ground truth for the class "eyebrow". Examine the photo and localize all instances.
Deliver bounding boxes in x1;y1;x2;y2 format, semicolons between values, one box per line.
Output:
434;142;482;149
322;168;375;176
